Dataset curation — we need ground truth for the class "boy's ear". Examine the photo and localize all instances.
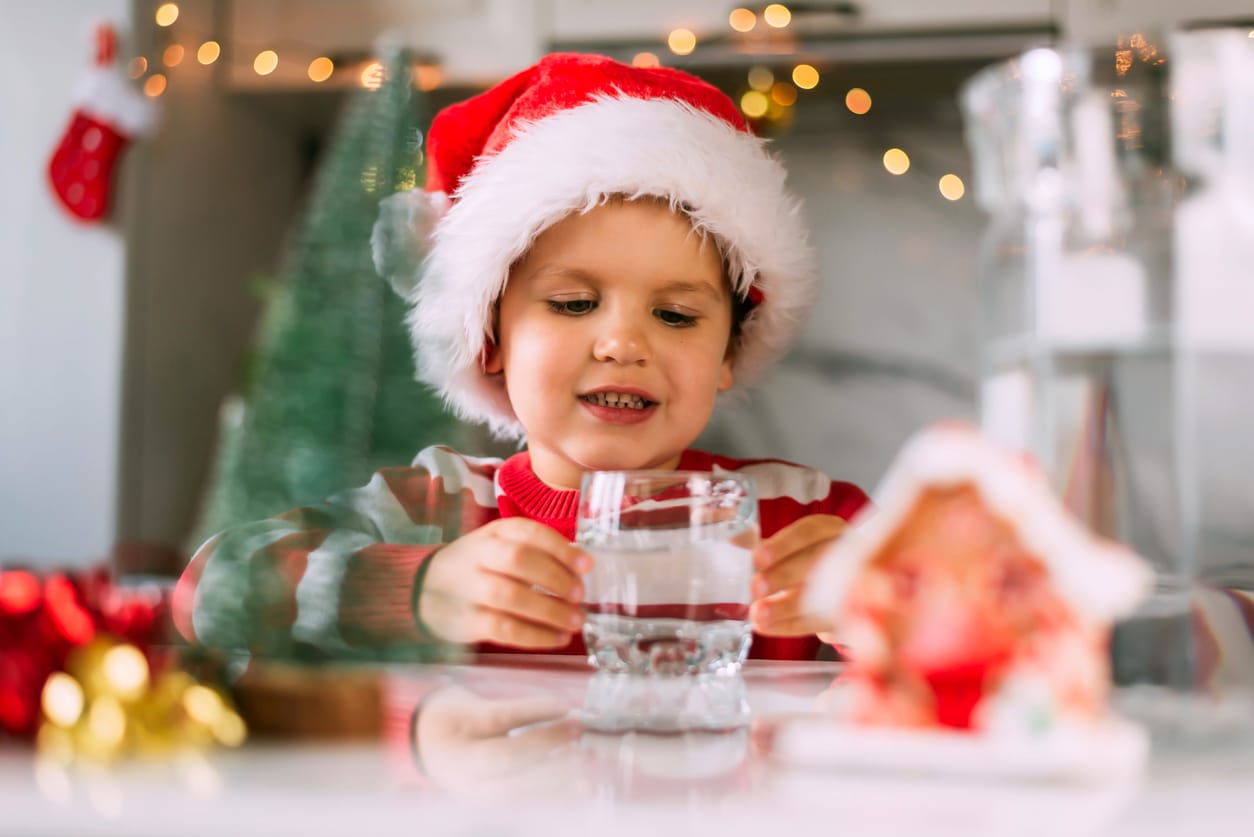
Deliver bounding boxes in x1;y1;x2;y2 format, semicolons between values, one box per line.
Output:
717;348;735;393
481;337;503;374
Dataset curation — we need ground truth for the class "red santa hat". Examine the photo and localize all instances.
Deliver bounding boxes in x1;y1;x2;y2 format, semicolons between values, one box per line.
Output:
397;52;817;439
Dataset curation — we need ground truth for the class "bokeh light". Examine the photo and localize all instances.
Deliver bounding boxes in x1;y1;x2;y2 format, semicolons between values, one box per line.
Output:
128;56;147;78
360;61;385;89
771;82;797;106
845;87;872;115
182;685;224;726
748;66;774;92
729;8;756;32
253;50;279;76
631;52;661;68
939;173;966;200
88;696;126;747
162;44;184;67
143;74;167;97
763;4;792;28
792;63;820;90
213;711;247;747
414;63;443;90
883;148;910;175
0;570;39;612
740;90;769;118
155;3;179;27
197;41;220;65
308;57;334;83
102;644;149;700
668;28;697;56
41;673;84;728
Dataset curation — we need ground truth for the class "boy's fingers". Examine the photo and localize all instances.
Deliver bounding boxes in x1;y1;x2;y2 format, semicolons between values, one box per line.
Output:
476;571;585;635
473;606;574;649
492;518;593;574
481;540;585;601
750;590;831;637
758;614;832;637
754;515;846;569
471;718;582;768
462;695;571;739
752;546;824;596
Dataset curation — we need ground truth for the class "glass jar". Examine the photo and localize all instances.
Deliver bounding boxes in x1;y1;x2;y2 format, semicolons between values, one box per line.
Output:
1171;29;1254;658
962;46;1190;687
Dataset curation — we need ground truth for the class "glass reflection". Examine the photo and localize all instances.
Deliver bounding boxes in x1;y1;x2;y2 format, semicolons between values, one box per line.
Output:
580;672;750;733
408;672;754;800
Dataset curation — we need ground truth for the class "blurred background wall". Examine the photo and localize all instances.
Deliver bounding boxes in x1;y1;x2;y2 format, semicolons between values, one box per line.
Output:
3;0;1252;570
1;0;132;564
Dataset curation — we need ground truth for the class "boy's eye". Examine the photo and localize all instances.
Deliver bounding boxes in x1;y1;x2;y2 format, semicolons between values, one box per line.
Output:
655;309;697;327
549;299;596;315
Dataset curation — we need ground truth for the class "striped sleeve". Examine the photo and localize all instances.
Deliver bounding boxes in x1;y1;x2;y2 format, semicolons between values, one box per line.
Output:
173;446;502;655
704;455;869;662
715;458;870;538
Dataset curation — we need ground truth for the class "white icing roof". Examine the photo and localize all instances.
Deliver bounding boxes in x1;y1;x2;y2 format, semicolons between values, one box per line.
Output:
804;424;1153;624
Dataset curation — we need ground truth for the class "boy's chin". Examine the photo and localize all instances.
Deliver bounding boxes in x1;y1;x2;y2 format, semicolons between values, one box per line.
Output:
573;443;681;474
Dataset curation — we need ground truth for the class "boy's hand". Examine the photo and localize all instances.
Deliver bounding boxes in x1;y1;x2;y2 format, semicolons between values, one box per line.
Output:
749;515;846;637
418;518;592;649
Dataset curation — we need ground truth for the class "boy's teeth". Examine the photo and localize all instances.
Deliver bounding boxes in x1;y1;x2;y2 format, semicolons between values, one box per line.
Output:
585;392;648;409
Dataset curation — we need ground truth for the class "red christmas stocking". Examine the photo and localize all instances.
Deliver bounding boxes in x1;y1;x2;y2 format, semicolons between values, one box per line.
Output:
48;24;155;223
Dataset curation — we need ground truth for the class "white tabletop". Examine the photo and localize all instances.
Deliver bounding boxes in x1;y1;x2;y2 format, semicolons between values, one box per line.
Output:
2;656;1252;837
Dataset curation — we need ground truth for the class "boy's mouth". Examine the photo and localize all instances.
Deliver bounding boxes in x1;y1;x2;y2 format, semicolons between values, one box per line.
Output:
578;391;654;410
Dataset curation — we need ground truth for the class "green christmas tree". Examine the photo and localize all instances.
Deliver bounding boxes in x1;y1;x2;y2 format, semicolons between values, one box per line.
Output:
191;50;484;549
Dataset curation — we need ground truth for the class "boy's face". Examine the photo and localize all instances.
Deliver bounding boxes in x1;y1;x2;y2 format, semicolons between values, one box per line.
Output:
485;199;735;489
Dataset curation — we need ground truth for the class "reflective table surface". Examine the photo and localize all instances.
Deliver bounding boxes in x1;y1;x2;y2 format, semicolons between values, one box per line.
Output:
2;655;1252;836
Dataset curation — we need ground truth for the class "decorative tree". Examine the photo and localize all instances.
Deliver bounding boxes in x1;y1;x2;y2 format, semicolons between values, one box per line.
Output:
190;50;486;550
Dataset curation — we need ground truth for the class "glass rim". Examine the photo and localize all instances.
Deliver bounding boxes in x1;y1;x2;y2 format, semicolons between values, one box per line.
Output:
580;469;753;482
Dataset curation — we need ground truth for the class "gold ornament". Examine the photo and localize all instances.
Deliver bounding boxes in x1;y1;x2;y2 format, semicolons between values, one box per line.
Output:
37;636;245;763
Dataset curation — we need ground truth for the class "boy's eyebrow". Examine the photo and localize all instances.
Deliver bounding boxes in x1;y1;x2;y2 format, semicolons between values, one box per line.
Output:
525;266;726;301
655;279;726;302
526;264;598;284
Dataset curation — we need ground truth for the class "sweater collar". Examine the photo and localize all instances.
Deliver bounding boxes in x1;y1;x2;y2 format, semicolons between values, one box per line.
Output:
498;449;712;524
498;452;581;523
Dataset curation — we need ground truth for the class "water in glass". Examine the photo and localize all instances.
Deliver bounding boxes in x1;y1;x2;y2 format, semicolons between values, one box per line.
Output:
577;471;758;675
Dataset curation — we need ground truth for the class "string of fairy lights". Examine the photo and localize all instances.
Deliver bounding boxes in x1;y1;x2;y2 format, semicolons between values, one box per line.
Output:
126;2;1186;204
129;2;439;98
630;4;967;202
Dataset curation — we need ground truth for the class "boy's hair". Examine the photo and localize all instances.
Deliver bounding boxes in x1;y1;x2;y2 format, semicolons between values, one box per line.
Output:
384;53;817;440
495;193;758;352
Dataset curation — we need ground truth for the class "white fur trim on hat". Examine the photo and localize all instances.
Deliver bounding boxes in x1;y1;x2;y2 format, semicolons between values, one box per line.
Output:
409;94;817;439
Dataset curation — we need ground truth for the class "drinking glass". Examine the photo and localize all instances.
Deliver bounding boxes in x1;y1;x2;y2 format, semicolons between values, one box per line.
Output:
576;471;759;675
580;671;751;733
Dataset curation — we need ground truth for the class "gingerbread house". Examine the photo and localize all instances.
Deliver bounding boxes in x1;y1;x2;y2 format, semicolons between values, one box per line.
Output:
805;423;1152;736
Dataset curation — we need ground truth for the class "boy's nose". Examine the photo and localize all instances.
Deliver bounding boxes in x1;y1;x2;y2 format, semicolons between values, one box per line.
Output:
592;317;650;364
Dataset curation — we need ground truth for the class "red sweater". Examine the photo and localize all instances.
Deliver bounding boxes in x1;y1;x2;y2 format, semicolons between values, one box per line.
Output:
174;447;868;660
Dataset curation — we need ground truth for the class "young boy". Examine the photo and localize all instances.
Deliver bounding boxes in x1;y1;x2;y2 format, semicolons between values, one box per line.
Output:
173;53;868;660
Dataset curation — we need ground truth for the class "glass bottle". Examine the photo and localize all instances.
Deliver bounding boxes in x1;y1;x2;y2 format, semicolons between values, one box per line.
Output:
962;46;1190;687
1171;30;1254;650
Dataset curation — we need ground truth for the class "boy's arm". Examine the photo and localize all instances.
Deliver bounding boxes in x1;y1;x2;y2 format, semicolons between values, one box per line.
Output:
173;448;499;655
